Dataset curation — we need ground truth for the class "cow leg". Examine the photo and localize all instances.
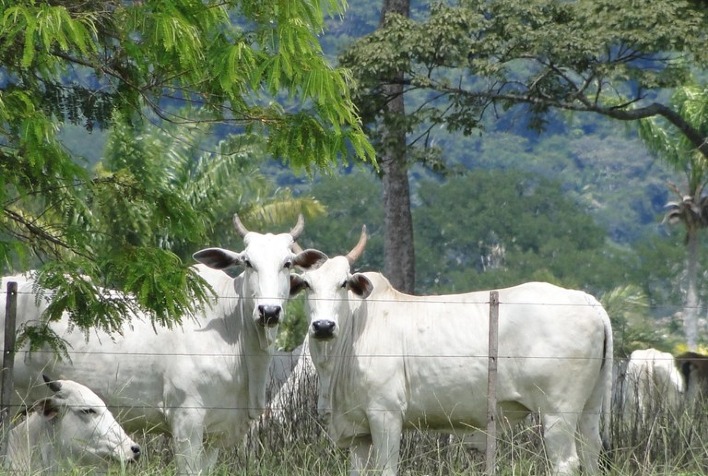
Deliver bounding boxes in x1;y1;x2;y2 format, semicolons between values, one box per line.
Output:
542;413;580;476
349;435;373;476
169;408;208;475
576;412;602;475
368;410;402;476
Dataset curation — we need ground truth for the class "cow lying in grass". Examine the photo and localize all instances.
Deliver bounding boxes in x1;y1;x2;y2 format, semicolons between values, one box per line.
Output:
4;375;140;472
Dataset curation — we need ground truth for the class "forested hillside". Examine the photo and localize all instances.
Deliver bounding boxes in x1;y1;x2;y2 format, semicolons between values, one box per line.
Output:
277;0;707;351
38;0;708;350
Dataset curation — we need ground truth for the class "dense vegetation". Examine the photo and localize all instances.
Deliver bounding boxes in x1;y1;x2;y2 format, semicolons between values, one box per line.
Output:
33;0;707;354
1;1;706;475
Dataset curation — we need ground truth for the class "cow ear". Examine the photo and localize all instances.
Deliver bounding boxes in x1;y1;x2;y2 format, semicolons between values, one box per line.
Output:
293;249;328;270
43;374;62;393
348;273;373;299
193;248;244;271
289;275;308;297
33;398;60;421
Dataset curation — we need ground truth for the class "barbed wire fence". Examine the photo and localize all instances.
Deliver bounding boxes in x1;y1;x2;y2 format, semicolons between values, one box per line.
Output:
0;280;706;474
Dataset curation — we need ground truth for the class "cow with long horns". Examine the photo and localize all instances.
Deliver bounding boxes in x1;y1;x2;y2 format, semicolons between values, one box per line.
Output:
1;215;324;475
288;227;613;476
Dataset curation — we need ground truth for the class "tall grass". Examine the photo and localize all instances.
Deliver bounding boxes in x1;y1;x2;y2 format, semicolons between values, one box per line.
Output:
15;369;705;475
119;370;706;476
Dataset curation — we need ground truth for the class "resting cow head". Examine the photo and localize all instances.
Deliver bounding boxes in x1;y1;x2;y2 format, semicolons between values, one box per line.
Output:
35;375;140;465
290;226;373;341
194;214;315;329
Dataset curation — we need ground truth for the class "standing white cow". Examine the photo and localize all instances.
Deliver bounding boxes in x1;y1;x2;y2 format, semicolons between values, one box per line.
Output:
1;215;322;474
622;348;684;423
289;229;614;476
4;375;140;472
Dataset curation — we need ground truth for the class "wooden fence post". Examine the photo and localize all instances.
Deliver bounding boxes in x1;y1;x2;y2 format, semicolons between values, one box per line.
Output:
485;290;499;476
1;280;18;454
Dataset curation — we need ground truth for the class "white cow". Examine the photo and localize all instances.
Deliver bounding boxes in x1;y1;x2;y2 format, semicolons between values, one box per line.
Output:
4;375;140;472
289;229;614;476
622;348;684;422
1;215;323;474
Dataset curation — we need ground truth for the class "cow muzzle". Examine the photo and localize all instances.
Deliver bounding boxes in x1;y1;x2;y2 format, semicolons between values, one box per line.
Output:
311;320;336;340
257;304;281;327
128;444;141;462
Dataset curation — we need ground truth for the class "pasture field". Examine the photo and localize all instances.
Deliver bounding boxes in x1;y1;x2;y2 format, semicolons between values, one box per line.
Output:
43;371;707;476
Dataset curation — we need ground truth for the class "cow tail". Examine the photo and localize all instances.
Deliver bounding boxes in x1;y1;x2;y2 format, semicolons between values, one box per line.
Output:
599;301;614;452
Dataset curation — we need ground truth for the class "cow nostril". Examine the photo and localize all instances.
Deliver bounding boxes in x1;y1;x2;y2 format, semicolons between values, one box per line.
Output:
258;305;281;318
312;320;335;338
258;305;281;327
131;445;141;458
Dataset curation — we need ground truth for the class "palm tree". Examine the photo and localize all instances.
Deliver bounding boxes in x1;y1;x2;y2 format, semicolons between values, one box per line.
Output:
96;112;324;262
638;84;708;350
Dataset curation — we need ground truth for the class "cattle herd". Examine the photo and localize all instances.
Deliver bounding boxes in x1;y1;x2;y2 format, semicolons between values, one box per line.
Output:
0;217;706;475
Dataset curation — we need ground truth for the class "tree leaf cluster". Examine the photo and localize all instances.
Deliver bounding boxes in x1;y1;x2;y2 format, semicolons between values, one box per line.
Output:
341;0;707;155
0;0;373;344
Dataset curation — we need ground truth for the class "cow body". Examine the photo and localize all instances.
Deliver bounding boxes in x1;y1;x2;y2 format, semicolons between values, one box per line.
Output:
1;217;316;474
291;254;613;476
622;348;684;422
4;376;139;472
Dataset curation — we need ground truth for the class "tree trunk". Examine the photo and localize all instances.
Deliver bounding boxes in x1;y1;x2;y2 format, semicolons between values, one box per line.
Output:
684;228;700;350
379;0;414;293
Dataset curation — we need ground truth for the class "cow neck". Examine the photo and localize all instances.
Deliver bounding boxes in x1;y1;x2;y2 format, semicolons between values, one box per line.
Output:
327;293;360;393
237;274;278;352
17;412;57;471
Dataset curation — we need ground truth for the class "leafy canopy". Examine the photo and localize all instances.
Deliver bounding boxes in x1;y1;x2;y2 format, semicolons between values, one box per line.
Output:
341;0;707;157
0;0;372;346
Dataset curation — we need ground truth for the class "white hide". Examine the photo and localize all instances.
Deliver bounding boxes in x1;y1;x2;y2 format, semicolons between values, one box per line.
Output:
291;257;614;476
623;348;684;422
4;378;139;472
1;226;308;475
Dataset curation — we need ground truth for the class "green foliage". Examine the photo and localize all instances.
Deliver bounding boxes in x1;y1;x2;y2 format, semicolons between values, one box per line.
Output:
413;169;629;294
341;0;707;156
277;295;309;352
1;0;369;344
298;168;385;272
639;83;708;232
600;284;666;358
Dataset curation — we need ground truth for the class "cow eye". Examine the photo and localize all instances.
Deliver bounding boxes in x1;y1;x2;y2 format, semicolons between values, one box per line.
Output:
243;258;253;269
340;281;348;289
79;408;97;415
284;260;293;269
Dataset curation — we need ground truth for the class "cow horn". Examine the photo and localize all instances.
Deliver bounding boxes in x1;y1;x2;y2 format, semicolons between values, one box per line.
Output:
289;214;305;240
291;241;304;253
43;374;62;393
346;225;367;264
233;214;250;237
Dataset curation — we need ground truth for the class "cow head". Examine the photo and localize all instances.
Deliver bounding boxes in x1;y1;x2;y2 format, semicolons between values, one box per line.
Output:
193;214;313;329
290;226;373;341
39;375;140;465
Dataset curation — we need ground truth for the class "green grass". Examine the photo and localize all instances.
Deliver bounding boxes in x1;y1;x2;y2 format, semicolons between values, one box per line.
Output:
4;379;704;475
120;379;706;476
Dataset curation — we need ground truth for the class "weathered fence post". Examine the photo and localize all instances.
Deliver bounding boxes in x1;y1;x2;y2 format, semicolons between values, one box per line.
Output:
1;280;18;454
485;290;499;476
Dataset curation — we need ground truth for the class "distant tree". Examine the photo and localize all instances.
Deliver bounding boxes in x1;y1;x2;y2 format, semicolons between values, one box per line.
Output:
638;84;708;350
341;0;707;290
302;168;385;272
413;170;629;294
378;0;415;292
0;0;372;343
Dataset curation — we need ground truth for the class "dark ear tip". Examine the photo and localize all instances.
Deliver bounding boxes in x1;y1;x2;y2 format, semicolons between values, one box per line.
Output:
43;375;62;392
